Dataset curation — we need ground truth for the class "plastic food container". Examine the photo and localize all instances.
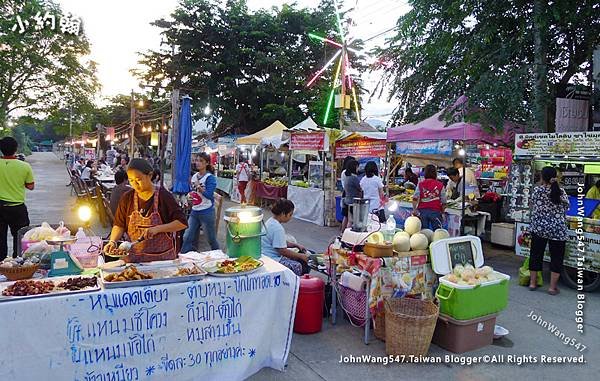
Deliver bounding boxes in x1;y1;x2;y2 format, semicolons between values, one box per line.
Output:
74;252;100;268
432;313;497;353
430;236;510;320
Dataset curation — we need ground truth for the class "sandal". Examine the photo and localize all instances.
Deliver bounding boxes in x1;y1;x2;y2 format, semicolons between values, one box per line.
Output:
548;289;560;296
528;285;537;291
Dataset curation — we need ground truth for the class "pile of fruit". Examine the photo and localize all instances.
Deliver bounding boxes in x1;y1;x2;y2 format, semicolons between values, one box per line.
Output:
367;216;450;252
264;177;288;187
442;264;502;286
0;255;40;269
391;188;415;203
292;180;309;188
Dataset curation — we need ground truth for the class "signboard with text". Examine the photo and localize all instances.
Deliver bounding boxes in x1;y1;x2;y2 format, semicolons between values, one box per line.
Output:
335;138;386;159
290;132;326;151
0;260;299;380
514;132;600;157
396;140;452;156
555;98;589;132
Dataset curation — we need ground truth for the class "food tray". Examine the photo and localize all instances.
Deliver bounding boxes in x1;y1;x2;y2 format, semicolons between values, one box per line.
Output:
0;275;100;302
100;263;207;289
202;259;264;277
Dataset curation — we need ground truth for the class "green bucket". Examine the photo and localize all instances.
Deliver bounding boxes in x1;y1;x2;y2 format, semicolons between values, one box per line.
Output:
224;206;264;259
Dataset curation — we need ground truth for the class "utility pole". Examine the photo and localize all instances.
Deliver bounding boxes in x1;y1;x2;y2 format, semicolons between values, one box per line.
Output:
129;89;135;157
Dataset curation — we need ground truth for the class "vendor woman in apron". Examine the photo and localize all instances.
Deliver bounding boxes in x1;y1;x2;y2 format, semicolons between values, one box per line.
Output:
103;158;188;262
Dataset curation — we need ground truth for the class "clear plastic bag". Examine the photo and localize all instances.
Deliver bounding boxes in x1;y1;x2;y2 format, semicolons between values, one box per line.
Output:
22;222;57;241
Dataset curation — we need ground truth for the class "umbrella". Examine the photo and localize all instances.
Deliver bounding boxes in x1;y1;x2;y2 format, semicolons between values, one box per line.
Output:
172;96;192;194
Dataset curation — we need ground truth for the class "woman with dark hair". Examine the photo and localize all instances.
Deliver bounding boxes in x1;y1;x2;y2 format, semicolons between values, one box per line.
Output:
80;160;95;183
529;166;569;294
103;158;188;262
340;156;356;231
404;167;418;185
182;152;219;251
342;159;362;230
261;199;309;276
412;164;446;230
360;161;385;221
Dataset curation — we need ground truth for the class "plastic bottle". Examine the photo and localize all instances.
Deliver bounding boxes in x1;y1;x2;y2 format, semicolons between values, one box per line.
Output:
75;227;86;240
385;215;396;241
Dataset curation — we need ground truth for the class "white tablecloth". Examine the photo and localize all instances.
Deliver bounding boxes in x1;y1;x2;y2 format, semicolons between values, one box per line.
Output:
0;257;299;381
287;185;325;226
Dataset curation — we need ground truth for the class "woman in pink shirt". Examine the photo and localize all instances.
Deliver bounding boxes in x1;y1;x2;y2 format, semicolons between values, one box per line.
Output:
412;164;446;230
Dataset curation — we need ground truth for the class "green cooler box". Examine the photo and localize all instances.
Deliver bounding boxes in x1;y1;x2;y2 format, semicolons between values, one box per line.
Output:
430;236;510;320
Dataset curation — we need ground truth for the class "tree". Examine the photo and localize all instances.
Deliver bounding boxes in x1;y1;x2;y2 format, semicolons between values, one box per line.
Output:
135;0;367;134
0;0;99;129
374;0;600;131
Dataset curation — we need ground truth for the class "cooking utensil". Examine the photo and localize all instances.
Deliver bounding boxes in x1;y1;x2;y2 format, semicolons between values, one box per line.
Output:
118;237;145;252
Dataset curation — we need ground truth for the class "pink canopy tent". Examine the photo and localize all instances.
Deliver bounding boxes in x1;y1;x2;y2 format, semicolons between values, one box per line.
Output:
386;110;526;146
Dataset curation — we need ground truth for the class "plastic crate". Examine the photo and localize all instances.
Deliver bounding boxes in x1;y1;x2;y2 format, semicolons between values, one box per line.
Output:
432;313;497;353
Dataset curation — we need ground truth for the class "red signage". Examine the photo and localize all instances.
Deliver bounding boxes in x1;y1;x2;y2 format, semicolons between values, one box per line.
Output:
290;132;326;151
335;138;386;159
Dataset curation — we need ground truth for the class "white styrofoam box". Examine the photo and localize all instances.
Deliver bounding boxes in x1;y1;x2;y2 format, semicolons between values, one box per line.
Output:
491;223;515;247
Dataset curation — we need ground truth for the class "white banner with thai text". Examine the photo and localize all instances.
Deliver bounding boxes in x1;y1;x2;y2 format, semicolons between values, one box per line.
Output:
0;257;299;381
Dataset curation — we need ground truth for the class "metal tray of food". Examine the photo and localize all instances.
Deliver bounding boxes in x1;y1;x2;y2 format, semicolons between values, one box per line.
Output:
100;263;206;289
0;275;100;302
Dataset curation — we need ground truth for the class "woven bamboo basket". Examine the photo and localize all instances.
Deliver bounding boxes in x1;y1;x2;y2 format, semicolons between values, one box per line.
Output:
373;310;386;341
0;264;39;281
384;297;439;356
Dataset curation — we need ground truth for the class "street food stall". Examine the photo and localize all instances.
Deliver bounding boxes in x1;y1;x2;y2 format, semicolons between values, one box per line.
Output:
215;135;242;196
0;216;300;380
385;99;522;237
511;132;600;291
234;121;288;204
254;133;290;203
287;126;333;226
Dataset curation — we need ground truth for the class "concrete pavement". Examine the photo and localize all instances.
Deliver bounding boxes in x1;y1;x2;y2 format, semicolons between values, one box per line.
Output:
17;153;600;380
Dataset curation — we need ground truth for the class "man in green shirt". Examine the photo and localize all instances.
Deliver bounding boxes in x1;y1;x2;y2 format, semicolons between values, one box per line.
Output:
0;137;35;259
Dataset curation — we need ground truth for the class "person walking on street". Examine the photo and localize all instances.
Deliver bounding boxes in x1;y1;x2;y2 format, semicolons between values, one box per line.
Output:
0;137;35;260
182;153;219;252
528;166;569;295
235;158;251;204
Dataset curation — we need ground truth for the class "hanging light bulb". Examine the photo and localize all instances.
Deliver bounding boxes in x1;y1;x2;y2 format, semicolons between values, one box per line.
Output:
124;133;129;139
458;148;466;156
204;103;212;116
138;99;144;107
162;124;168;131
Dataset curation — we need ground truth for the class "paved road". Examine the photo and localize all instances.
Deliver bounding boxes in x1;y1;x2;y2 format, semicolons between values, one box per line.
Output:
18;153;600;380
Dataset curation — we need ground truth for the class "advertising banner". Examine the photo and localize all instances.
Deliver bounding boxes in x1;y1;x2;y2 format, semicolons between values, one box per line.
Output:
514;132;600;157
290;132;326;151
396;140;452;155
335;138;386;159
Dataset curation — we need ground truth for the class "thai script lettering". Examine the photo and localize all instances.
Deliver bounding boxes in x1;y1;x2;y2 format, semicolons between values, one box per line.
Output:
83;363;139;381
89;289;168;312
83;306;168;339
186;281;228;300
186;321;242;344
204;343;244;368
186;296;242;323
234;274;281;293
71;334;155;365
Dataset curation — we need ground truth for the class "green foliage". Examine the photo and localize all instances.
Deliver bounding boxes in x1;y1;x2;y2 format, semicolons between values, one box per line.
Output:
0;0;99;132
375;0;600;131
136;0;367;134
